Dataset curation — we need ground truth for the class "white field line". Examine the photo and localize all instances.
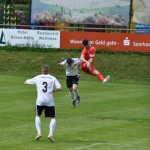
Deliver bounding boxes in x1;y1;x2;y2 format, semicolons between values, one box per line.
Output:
68;142;131;150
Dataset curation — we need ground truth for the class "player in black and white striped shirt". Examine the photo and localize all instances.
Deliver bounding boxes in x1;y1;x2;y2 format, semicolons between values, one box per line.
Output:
58;57;81;108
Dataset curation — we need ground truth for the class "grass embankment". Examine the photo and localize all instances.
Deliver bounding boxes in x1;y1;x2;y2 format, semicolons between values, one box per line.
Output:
0;46;149;83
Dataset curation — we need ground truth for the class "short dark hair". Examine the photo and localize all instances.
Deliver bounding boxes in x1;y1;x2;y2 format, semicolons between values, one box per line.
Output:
66;58;73;64
82;39;89;46
42;64;49;74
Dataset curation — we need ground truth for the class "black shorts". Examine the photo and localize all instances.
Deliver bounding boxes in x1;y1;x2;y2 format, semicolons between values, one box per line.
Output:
36;105;56;118
66;75;80;88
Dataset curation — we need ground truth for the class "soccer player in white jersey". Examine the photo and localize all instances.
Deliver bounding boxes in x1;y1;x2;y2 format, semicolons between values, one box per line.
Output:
24;64;61;142
58;57;81;108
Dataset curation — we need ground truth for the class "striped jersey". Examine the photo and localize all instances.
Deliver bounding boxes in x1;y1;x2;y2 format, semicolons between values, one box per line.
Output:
60;58;81;76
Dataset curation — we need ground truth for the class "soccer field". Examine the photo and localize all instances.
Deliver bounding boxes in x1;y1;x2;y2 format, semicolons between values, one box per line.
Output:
0;75;150;150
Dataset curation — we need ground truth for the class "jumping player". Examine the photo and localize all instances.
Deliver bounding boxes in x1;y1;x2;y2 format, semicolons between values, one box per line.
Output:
58;57;81;108
80;39;110;83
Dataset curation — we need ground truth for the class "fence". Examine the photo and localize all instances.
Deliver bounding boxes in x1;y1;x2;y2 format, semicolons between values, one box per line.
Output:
0;24;150;33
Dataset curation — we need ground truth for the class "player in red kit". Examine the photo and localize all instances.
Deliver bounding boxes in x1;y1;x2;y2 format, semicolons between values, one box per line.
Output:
80;39;110;83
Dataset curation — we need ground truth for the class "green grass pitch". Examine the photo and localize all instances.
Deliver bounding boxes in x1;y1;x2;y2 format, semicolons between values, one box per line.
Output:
0;75;150;150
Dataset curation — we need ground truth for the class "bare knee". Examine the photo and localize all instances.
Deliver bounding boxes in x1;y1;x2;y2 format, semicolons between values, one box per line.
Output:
93;70;99;75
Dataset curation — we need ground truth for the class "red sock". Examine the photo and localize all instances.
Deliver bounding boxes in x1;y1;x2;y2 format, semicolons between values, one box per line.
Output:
96;73;104;82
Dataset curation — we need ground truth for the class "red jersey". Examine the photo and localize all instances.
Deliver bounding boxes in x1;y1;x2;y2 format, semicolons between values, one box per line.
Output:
81;46;96;64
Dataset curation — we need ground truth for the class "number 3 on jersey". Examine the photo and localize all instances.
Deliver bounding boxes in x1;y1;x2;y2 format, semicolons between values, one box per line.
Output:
42;82;48;93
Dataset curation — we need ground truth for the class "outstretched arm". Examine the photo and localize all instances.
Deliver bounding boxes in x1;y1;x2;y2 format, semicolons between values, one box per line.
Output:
58;59;66;66
24;77;36;85
58;63;64;66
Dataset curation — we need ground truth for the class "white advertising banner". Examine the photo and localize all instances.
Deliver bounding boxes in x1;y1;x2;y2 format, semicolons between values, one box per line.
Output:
0;29;60;48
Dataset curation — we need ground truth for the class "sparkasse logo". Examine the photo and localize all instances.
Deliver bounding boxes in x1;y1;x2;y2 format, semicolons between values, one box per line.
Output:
123;37;130;46
0;31;6;45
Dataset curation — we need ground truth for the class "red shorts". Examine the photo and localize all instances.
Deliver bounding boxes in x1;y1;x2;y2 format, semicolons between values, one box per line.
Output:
80;62;96;75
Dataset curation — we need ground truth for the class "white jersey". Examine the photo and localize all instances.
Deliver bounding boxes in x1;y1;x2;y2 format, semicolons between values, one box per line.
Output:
26;74;61;106
60;58;81;76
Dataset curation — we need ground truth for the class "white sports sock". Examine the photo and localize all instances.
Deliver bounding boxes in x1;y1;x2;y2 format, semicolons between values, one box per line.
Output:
49;118;56;137
35;116;41;135
69;91;76;101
